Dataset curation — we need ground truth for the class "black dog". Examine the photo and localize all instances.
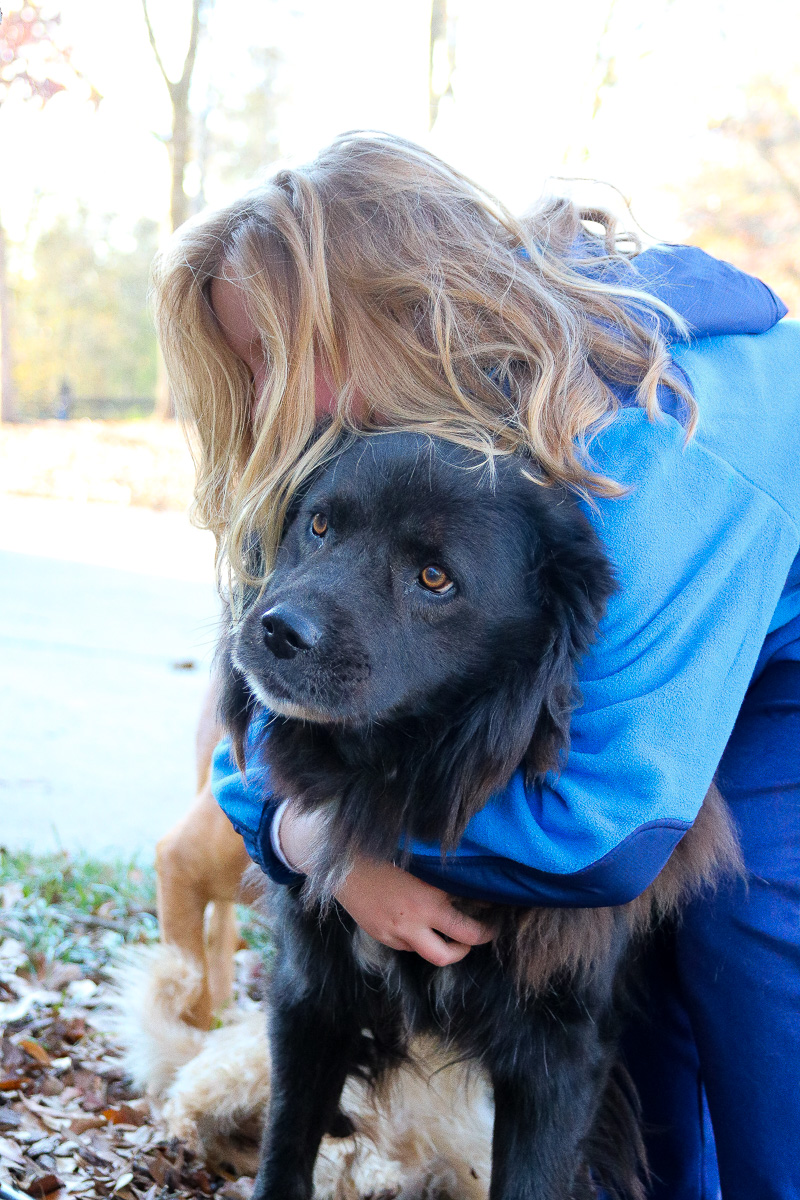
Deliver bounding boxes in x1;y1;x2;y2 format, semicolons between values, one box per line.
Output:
219;433;740;1200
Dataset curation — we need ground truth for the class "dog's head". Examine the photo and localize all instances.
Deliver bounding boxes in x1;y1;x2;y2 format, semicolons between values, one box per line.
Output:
222;433;615;850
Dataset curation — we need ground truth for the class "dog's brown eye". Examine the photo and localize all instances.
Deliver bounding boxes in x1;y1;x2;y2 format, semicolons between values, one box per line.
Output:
311;513;328;537
420;565;453;593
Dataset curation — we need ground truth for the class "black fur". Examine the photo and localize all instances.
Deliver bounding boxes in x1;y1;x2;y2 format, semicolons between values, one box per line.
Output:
219;434;655;1199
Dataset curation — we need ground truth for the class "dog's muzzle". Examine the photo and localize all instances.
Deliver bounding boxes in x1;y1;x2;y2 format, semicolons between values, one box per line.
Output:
261;604;322;660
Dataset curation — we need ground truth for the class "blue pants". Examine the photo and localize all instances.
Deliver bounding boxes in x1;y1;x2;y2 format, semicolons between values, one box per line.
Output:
623;657;800;1199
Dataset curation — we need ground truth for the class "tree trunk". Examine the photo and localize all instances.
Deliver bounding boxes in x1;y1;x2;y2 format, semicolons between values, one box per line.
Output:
156;77;192;418
0;216;16;423
170;81;192;234
141;0;206;418
429;0;455;131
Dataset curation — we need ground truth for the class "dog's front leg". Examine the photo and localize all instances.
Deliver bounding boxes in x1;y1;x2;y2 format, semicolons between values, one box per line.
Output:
480;1000;615;1200
252;985;360;1200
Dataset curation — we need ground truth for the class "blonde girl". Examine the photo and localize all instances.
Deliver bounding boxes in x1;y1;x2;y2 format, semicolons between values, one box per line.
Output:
153;133;799;1199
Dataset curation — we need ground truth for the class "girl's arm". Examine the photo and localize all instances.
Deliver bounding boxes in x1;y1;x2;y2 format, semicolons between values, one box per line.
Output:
402;322;800;907
211;725;496;963
627;243;787;337
577;240;787;339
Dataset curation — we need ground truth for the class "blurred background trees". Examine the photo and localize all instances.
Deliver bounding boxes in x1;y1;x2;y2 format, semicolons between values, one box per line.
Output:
12;214;160;416
681;77;800;314
2;0;284;419
1;0;798;423
141;0;208;235
0;1;98;420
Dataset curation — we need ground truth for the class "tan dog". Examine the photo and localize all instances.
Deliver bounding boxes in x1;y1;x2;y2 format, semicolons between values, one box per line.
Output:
155;683;251;1030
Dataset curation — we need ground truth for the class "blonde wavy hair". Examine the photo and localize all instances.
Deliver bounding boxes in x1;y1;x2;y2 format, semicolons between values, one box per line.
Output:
152;131;693;588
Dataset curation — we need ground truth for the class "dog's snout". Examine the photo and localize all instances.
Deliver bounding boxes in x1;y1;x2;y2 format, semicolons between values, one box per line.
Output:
261;605;321;660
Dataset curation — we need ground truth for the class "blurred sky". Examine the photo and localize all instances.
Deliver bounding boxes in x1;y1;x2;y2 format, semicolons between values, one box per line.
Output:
3;0;800;246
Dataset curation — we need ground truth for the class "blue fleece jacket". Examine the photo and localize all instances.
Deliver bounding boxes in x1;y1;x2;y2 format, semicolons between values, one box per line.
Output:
212;246;799;906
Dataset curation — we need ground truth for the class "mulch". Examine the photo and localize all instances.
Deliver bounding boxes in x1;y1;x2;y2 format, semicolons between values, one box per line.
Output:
0;904;255;1200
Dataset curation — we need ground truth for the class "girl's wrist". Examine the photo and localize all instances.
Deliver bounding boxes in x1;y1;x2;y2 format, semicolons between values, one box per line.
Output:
270;797;298;872
275;802;327;874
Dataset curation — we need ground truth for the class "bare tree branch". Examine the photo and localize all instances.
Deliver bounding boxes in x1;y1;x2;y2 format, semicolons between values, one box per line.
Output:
178;0;203;93
139;0;209;415
140;0;176;99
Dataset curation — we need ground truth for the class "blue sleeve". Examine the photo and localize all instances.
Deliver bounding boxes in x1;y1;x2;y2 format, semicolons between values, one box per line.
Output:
406;325;800;906
628;244;787;339
211;713;304;887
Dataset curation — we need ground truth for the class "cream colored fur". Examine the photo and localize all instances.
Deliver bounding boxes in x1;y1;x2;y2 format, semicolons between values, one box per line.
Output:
110;944;492;1199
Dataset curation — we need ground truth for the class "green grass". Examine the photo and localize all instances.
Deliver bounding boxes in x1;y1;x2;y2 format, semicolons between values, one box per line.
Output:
0;848;157;915
0;848;159;978
0;848;274;980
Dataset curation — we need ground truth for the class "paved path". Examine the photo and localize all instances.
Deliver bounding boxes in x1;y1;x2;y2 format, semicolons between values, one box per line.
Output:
0;495;220;857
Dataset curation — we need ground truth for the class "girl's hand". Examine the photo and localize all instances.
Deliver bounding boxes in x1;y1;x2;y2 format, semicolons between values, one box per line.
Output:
278;803;495;967
334;857;495;966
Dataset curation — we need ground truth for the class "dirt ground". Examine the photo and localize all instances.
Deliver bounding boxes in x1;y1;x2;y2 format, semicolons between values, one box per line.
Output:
0;421;196;514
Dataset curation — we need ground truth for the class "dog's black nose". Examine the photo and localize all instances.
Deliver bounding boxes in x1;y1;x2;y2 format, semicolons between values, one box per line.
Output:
261;605;321;659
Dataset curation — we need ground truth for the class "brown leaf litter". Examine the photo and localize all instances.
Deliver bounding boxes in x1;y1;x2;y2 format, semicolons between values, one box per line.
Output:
1;879;260;1200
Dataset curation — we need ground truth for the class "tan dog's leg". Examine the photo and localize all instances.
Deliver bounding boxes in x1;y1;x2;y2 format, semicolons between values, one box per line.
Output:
156;681;251;1029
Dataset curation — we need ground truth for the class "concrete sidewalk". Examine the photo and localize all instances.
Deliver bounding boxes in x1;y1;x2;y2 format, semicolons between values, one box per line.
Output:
0;494;220;857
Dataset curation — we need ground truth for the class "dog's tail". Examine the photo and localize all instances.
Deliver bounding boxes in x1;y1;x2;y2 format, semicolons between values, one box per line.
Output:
107;944;210;1097
108;944;270;1174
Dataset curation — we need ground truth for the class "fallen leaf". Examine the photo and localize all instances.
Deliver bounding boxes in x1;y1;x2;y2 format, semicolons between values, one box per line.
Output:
39;1077;64;1097
71;1072;105;1113
0;1132;26;1164
2;1040;28;1074
55;1020;86;1047
120;1126;151;1150
40;1116;70;1133
69;1116;106;1135
0;1106;22;1129
92;1065;125;1083
112;1173;133;1193
20;1098;73;1121
20;1042;51;1069
28;1135;62;1157
76;1144;116;1169
100;1107;146;1129
184;1167;213;1194
141;1153;167;1188
24;1172;63;1198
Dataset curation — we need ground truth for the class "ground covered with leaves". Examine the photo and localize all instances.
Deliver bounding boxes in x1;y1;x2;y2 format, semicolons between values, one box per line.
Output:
0;851;264;1200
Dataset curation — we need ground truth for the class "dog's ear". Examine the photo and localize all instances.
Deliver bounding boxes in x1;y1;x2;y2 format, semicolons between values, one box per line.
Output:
214;625;257;772
520;484;616;778
399;492;615;851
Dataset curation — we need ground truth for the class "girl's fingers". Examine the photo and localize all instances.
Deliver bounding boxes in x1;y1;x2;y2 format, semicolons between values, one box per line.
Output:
434;903;495;946
411;928;473;967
